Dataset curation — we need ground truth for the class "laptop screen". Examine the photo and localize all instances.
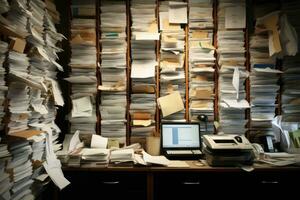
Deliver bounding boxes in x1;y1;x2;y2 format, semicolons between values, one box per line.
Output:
161;123;201;148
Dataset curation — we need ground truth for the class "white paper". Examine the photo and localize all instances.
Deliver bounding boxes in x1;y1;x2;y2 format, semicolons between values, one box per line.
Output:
142;151;170;166
91;134;108;149
50;79;64;106
52;60;64;72
81;148;110;156
135;32;160;41
43;129;70;190
225;6;246;29
223;99;250;109
31;100;48;115
254;67;282;73
232;67;240;100
131;61;156;78
71;96;93;118
169;2;187;24
68;130;81;153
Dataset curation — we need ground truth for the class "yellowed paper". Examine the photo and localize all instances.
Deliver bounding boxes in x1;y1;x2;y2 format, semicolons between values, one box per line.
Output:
133;120;152;127
157;91;184;117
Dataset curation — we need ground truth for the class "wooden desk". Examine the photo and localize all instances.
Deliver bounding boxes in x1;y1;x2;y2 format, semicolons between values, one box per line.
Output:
52;162;300;200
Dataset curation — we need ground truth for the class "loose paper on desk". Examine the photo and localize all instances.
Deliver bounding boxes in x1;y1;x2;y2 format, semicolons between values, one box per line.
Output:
91;134;108;149
142;151;170;166
225;6;246;29
167;160;190;168
157;91;184;117
232;67;239;100
169;1;187;24
71;96;92;118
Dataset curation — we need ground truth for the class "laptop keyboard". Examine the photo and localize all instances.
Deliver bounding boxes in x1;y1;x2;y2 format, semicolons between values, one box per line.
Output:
166;150;202;155
166;150;193;155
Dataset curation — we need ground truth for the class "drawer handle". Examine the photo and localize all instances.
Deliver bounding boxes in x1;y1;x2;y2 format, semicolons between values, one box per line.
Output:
182;181;200;185
261;181;279;184
102;181;120;185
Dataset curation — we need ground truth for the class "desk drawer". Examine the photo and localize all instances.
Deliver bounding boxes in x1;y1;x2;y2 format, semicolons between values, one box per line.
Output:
154;172;252;200
58;171;147;200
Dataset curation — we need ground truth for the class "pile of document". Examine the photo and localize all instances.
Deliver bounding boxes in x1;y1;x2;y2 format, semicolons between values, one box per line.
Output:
4;0;29;37
0;41;8;131
71;0;95;18
249;9;281;139
0;0;9;14
159;0;187;122
6;140;34;200
1;0;67;195
99;0;127;146
0;143;11;199
110;149;134;164
67;1;97;135
281;0;300;123
7;49;31;135
217;0;249;135
130;0;158;145
81;148;110;164
188;0;215;134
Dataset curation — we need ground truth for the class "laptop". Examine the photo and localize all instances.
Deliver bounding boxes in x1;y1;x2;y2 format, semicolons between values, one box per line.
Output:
161;122;202;160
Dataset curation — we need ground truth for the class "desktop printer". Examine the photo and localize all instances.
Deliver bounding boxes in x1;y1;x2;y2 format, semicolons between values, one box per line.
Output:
202;134;254;166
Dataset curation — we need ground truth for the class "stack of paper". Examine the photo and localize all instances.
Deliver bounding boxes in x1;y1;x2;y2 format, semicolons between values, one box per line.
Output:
80;148;110;164
7;50;31;135
281;1;300;123
159;0;186;122
110;149;134;164
4;0;29;37
67;5;97;135
130;0;157;144
6;140;34;200
217;0;249;135
0;41;8;131
189;0;215;134
0;143;12;199
99;0;127;146
26;0;46;47
0;0;9;14
0;0;66;194
249;8;281;139
71;0;95;18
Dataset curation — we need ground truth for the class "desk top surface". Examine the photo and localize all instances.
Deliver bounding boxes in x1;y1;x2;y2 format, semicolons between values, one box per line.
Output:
62;161;300;172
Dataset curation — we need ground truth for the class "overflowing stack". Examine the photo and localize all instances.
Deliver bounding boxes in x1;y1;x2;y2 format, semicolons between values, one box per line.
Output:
0;41;8;131
1;0;66;197
0;142;12;199
159;0;186;122
217;0;249;135
67;0;97;135
188;0;215;134
6;140;34;200
249;8;281;140
130;0;158;145
281;0;300;123
99;0;127;146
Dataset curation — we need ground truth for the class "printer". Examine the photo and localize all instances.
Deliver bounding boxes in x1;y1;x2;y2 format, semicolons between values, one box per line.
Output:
202;134;254;166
